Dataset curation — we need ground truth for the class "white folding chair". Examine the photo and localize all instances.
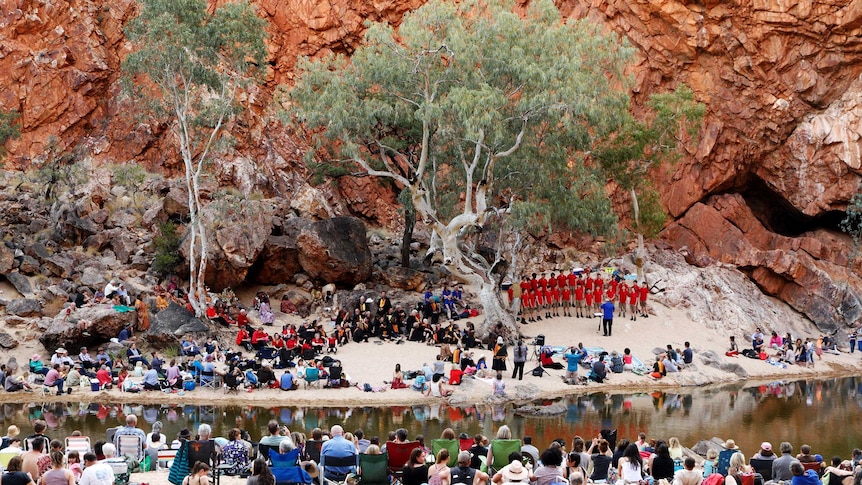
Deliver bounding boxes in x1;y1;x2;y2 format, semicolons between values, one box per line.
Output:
65;436;91;457
117;434;143;461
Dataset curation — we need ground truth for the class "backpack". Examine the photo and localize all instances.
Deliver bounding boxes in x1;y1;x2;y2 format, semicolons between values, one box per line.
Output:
363;383;373;392
703;473;725;485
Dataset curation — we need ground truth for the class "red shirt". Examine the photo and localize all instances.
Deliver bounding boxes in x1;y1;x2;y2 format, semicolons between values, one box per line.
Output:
538;277;548;289
530;278;539;291
236;313;250;327
585;293;593;306
557;274;567;288
575;287;585;301
561;287;571;301
551;288;560;302
548;277;557;289
520;280;531;292
585;278;594;291
618;289;627;304
251;330;269;345
568;273;577;287
639;286;649;302
236;329;249;345
271;337;284;349
593;276;603;291
628;288;638;302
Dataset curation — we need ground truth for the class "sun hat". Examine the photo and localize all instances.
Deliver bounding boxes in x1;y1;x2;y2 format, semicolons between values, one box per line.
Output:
56;348;67;354
502;460;529;482
724;439;739;450
761;442;772;452
178;428;191;440
32;354;41;361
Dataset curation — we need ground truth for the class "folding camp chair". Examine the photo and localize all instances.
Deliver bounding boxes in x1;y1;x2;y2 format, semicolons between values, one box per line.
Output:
256;347;280;367
716;449;740;476
304;368;321;389
487;439;522;474
24;436;50;452
802;462;822;476
65;436;91;458
320;453;359;482
117;434;143;461
431;439;459;466
223;372;242;394
459;438;473;451
158;448;179;469
326;366;343;388
386;441;421;483
304;440;323;463
271;449;313;485
359;453;389;485
257;443;274;463
749;459;773;482
199;370;220;390
187;439;221;485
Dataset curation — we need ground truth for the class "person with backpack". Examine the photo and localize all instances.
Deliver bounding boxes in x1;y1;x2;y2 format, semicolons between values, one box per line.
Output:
451;451;488;485
512;340;528;380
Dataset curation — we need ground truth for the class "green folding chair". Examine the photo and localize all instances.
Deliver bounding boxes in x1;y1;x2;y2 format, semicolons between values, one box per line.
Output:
431;439;459;467
485;439;522;474
359;452;389;485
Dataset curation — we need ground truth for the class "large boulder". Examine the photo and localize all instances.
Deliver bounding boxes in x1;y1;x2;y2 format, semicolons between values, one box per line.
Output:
179;198;273;291
297;216;372;286
380;266;429;292
146;302;210;348
250;218;310;285
39;305;136;351
6;298;42;317
5;272;33;296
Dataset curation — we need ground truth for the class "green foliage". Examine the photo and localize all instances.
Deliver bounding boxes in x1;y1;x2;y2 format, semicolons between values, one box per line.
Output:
284;0;634;238
594;84;704;233
111;163;148;205
152;222;182;276
636;186;667;238
122;0;267;160
32;137;88;200
309;161;352;186
0;109;21;156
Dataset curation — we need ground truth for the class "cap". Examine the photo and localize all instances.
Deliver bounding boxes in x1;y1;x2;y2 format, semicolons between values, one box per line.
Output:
761;442;772;452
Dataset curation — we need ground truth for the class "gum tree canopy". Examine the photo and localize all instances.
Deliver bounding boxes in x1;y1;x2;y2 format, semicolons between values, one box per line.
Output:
123;0;267;317
286;0;634;337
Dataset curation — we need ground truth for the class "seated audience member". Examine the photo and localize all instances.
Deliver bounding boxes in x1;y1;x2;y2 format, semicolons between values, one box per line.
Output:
790;462;822;485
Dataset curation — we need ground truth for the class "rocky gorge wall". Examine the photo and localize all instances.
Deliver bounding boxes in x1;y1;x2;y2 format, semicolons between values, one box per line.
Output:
2;0;862;330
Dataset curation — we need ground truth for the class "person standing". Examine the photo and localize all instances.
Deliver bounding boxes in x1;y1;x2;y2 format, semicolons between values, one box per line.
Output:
492;337;508;373
511;340;527;381
600;298;615;337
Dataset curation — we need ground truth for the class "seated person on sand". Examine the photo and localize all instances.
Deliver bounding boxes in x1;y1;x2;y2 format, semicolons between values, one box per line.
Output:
541;348;565;370
726;336;739;357
752;328;766;353
662;353;680;373
127;342;150;368
769;331;784;350
4;369;33;392
251;328;270;349
651;355;667;379
425;374;453;398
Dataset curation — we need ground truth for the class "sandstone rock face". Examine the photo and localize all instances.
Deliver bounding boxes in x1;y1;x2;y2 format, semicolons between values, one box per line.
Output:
250;217;310;284
40;305;135;351
5;272;33;296
663;194;862;331
297;216;372;286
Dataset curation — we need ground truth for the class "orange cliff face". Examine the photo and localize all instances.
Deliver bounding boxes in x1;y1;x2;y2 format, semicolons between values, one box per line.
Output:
3;0;862;326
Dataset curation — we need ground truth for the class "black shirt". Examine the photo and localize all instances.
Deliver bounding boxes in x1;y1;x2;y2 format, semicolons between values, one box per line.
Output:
401;464;428;485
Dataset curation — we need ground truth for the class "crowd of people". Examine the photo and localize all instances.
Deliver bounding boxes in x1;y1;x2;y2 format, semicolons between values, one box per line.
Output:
2;417;860;485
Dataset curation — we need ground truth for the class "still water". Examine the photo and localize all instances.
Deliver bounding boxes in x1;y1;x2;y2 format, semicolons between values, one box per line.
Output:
2;377;861;459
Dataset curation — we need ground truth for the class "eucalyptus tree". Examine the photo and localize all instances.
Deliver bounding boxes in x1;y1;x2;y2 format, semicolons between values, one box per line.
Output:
286;0;634;336
123;0;267;316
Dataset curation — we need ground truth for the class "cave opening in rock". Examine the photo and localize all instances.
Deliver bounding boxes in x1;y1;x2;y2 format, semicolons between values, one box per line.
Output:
739;179;845;236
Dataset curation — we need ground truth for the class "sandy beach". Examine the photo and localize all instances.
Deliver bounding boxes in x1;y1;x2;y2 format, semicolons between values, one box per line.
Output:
3;297;859;407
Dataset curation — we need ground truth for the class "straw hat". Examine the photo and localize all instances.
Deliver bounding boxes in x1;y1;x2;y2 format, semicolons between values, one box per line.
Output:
502;460;529;482
724;439;739;450
302;461;319;479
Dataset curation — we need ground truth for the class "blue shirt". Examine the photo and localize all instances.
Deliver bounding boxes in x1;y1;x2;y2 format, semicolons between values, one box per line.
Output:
320;436;358;479
280;372;295;390
600;301;615;319
143;369;159;387
564;351;582;372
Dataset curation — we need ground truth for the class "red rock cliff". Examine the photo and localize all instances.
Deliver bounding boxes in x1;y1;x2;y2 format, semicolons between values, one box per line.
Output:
2;0;862;328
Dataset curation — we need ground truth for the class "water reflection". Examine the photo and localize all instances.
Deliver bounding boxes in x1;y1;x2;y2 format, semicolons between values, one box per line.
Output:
1;377;860;458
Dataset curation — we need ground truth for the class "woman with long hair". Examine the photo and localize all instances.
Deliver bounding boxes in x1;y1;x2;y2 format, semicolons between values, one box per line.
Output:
427;449;451;485
246;458;274;485
39;451;74;485
617;444;644;485
401;447;429;485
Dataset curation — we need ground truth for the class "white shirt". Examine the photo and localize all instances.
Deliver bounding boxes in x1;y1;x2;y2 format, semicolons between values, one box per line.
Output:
80;462;115;485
